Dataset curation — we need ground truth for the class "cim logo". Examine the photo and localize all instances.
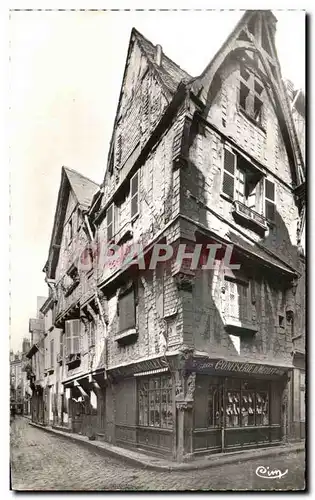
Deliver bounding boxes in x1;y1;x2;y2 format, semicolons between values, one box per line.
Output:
255;466;288;480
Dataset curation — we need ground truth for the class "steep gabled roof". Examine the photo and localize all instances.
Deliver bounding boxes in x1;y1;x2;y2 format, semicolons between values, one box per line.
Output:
64;167;99;209
190;10;305;186
102;28;191;184
133;29;191;95
45;167;99;279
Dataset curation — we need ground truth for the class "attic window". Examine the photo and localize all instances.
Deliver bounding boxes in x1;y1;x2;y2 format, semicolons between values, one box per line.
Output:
239;67;265;128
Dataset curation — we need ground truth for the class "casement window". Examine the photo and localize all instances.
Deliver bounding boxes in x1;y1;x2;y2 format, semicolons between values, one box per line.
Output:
50;339;54;369
138;375;173;429
117;285;136;333
130;171;139;219
222;148;262;211
224;275;250;323
106;203;114;242
239;65;264;125
264;179;276;222
65;319;81;356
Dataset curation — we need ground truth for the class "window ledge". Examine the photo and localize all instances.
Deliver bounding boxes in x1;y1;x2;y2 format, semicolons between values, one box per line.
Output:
114;327;138;345
220;192;234;203
232;201;267;234
224;317;258;335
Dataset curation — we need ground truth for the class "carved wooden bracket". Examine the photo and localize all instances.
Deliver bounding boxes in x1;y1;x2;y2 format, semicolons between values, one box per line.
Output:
174;272;194;292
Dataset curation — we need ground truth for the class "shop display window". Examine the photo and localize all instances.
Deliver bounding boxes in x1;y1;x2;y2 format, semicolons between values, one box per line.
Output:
138;375;173;429
207;378;270;428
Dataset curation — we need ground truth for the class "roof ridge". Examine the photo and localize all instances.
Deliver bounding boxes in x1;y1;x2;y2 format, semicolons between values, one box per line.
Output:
63;166;99;187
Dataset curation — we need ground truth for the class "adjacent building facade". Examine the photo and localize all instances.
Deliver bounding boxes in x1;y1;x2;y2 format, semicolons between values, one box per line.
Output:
28;10;305;461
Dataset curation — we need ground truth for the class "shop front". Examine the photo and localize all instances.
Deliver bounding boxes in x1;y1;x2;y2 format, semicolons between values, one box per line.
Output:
186;357;291;456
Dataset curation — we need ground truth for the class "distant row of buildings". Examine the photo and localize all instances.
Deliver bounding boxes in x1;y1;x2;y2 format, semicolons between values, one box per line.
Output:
24;11;305;462
10;339;32;415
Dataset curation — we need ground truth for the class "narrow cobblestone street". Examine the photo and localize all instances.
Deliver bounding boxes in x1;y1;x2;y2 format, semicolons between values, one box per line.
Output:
10;418;305;491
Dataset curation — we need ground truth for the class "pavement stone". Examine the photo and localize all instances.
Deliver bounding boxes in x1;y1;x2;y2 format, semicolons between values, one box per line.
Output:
10;417;306;491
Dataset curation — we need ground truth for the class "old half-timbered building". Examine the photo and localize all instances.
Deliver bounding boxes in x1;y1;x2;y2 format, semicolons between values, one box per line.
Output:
41;10;305;462
43;166;101;436
84;10;305;461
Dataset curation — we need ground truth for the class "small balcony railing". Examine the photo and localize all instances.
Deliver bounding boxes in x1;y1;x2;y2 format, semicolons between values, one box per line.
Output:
232;201;267;231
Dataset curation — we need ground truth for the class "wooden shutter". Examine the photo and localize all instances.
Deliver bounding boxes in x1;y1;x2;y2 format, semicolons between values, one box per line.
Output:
60;332;63;358
107;203;114;241
222;149;236;198
131;172;139;219
72;319;81;354
265;179;275;221
50;339;54;368
118;288;136;332
65;321;72;356
65;319;81;354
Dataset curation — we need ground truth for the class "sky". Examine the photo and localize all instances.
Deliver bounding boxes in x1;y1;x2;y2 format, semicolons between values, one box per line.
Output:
9;9;305;352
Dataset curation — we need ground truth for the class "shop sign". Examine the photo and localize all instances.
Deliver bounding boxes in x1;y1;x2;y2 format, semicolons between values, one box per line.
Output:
109;357;175;378
186;358;287;377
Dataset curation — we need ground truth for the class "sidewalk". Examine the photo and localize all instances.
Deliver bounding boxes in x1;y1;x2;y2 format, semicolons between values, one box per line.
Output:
29;421;304;472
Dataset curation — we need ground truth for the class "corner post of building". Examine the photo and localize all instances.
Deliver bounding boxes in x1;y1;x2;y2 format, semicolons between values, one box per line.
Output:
175;353;196;461
281;373;291;443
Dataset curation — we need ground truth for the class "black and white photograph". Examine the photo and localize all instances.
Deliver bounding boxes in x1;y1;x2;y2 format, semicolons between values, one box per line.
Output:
8;6;306;492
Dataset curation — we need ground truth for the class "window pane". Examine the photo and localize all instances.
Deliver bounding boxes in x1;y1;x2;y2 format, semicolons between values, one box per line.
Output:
131;172;138;195
226;391;240;427
223;172;235;198
208;386;220;428
131;194;138;218
241;391;255;426
72;336;80;353
265;180;275;201
256;391;269;426
265;200;275;221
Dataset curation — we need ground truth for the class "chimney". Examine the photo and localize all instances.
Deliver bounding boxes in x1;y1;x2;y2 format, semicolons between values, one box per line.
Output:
155;44;162;66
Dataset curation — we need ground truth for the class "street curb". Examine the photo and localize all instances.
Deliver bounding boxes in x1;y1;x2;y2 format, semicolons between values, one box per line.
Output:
29;421;305;472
